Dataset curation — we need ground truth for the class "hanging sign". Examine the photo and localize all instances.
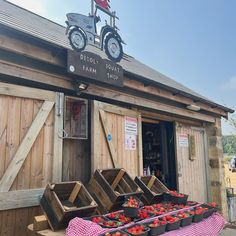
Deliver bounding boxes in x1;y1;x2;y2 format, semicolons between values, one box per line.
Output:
125;134;136;150
179;134;189;147
125;116;138;135
67;50;124;87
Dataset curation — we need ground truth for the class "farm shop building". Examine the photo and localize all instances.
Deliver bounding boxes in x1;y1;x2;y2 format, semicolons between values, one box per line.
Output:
0;1;233;235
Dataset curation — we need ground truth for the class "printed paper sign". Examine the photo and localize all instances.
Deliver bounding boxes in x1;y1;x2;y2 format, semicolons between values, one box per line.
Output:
179;134;189;147
125;116;138;135
125;134;136;150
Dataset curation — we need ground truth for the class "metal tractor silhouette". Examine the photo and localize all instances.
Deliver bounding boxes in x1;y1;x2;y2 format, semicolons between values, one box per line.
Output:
66;0;124;62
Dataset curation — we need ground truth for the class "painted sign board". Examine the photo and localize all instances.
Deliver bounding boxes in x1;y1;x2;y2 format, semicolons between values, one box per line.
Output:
67;50;124;87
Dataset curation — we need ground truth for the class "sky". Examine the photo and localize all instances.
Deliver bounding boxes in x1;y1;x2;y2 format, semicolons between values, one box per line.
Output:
7;0;236;135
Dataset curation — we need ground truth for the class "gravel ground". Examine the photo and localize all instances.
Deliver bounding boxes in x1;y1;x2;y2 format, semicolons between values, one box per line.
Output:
220;223;236;236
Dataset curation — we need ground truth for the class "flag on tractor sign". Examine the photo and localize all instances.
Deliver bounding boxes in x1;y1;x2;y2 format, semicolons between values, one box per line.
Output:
95;0;110;10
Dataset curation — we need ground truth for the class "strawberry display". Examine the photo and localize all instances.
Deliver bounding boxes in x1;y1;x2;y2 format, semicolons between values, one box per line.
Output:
126;224;149;235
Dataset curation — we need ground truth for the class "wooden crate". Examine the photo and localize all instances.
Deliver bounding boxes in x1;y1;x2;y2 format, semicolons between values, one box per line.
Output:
40;181;97;230
87;168;143;214
134;176;169;205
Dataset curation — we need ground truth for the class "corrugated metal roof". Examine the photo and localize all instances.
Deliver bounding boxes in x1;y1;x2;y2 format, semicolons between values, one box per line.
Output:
0;0;233;113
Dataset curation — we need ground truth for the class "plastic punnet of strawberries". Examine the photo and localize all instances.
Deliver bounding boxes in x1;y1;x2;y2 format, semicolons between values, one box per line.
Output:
100;220;123;228
126;224;148;235
104;231;129;236
168;191;185;198
91;216;105;224
148;219;167;228
160;215;179;223
123;196;143;208
108;212;132;224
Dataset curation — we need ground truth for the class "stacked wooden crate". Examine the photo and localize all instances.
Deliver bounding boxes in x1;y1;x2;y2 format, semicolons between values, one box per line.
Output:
87;168;143;214
135;176;169;205
40;181;97;230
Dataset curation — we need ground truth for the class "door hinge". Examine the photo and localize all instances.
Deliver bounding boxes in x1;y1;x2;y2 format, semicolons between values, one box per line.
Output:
56;93;64;116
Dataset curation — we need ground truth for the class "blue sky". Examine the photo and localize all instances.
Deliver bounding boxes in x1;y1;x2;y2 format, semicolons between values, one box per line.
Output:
8;0;236;134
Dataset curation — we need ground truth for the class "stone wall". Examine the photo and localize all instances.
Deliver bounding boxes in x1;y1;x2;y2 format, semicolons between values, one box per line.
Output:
206;118;228;219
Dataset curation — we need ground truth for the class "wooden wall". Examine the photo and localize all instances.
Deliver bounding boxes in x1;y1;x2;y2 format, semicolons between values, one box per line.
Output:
175;123;208;203
63;139;90;184
91;101;142;178
0;83;59;236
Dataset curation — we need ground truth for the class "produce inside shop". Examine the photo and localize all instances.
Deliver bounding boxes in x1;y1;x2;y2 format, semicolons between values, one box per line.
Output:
28;169;225;236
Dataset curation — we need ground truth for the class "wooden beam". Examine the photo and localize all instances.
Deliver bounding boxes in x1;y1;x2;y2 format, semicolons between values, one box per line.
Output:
0;81;56;101
0;101;54;192
0;60;219;123
124;77;228;117
52;93;64;183
68;182;81;203
0;188;44;210
0;30;65;67
138;115;143;176
111;169;125;189
0;60;72;90
147;176;156;189
86;85;216;123
99;109;119;168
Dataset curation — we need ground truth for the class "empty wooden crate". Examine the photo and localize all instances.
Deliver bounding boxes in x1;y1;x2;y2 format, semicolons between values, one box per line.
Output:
87;168;143;214
134;176;169;205
40;181;97;230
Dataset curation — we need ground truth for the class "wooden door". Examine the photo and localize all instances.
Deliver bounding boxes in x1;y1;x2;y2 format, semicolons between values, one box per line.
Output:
91;101;143;178
0;82;63;236
175;123;208;203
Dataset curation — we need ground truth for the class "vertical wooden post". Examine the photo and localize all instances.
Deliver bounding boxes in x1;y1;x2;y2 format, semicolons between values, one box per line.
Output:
52;93;64;183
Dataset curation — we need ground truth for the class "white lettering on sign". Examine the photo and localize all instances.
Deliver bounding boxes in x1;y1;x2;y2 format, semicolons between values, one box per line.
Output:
82;65;97;75
125;116;138;135
179;134;189;147
80;53;99;65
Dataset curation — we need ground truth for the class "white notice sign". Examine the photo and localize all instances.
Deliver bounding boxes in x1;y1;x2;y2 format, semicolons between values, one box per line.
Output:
179;134;189;147
125;116;138;135
125;134;136;150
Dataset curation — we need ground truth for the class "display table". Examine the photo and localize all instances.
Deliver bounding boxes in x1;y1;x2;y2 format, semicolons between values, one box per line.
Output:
28;224;65;236
28;212;225;236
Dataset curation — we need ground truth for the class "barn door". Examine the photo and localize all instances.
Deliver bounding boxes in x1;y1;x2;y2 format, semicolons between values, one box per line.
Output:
91;101;143;178
0;82;63;211
175;123;209;203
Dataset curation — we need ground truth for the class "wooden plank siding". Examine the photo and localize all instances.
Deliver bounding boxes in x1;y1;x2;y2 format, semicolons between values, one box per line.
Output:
0;60;226;123
175;124;208;203
91;101;141;178
0;83;63;236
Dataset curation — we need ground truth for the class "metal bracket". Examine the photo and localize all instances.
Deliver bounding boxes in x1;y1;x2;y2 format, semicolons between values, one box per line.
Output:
56;93;64;116
58;129;68;139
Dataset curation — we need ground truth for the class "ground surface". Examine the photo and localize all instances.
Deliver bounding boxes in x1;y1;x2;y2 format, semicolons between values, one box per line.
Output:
225;164;236;191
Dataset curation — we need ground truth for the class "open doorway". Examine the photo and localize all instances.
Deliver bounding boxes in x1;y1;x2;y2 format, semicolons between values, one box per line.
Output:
142;121;177;190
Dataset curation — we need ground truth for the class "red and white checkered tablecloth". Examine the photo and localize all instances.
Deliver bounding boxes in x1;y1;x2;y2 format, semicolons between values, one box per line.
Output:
66;212;226;236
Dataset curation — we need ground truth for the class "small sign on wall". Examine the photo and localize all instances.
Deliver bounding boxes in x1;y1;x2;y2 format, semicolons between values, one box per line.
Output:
125;116;138;135
125;134;136;150
179;134;189;147
125;116;138;150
